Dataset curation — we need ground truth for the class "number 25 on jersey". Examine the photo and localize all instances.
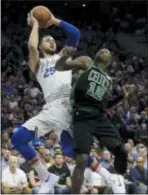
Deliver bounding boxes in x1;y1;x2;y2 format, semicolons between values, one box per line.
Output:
44;67;55;78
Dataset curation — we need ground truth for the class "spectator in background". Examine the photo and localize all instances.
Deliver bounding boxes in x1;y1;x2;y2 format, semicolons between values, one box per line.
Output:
126;107;140;121
101;150;114;169
65;156;76;176
138;111;148;130
33;140;45;157
8;144;25;167
48;130;59;145
40;148;54;169
44;139;55;157
28;168;41;194
83;166;110;194
48;153;72;194
127;139;138;156
129;157;147;193
137;147;147;170
127;139;135;147
136;143;146;153
9;144;20;157
126;113;140;131
127;153;135;170
124;142;138;161
90;148;99;159
2;156;31;194
1;149;10;170
1;131;10;149
54;145;63;154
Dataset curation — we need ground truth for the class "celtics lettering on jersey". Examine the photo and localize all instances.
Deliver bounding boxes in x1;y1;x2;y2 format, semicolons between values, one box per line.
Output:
87;69;111;101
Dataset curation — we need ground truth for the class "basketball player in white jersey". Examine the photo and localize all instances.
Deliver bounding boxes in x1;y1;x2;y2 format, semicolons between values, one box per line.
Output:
11;11;80;193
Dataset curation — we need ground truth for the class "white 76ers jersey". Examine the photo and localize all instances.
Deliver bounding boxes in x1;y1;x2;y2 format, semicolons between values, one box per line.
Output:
36;54;72;102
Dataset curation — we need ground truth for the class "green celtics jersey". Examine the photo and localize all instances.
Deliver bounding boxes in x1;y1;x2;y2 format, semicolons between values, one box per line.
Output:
70;62;112;113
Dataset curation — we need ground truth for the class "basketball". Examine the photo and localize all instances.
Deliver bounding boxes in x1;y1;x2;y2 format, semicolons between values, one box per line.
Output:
31;6;52;28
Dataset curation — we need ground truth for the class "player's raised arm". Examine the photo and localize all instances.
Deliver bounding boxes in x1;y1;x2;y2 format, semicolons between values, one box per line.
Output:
27;13;40;73
47;15;81;54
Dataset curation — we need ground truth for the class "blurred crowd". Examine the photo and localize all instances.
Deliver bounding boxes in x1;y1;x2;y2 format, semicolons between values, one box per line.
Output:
1;1;148;194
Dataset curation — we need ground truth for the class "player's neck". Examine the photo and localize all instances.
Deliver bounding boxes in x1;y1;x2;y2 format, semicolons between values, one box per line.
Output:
98;63;108;73
43;53;54;58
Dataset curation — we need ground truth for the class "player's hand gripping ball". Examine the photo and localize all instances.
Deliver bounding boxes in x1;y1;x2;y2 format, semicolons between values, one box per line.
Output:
31;6;52;28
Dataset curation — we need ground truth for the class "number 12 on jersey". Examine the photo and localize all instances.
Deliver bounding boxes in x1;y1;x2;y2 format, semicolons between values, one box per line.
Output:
87;82;106;101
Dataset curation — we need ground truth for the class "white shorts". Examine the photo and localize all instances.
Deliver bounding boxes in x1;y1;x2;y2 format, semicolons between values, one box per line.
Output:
22;97;72;138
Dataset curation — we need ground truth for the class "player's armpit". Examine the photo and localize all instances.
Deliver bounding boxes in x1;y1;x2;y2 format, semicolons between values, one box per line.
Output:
55;56;93;71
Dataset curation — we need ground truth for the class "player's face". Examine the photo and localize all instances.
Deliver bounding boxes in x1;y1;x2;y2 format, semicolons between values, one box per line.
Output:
41;36;56;54
96;49;112;67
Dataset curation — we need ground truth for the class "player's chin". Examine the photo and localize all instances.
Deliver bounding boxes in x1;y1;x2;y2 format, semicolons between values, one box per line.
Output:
45;48;56;55
50;47;56;52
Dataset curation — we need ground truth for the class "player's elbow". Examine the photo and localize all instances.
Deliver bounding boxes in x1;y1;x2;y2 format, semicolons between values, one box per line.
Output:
74;28;81;38
72;28;81;43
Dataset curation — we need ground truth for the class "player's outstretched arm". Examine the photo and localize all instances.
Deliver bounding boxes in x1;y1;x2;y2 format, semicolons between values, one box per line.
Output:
47;15;80;54
108;84;136;109
55;52;93;71
27;12;40;73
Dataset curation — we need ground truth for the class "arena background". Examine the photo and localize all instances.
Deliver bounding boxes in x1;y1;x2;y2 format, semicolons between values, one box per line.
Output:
1;0;148;194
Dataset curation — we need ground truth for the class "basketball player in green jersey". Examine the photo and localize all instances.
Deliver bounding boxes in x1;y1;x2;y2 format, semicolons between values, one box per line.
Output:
55;48;134;193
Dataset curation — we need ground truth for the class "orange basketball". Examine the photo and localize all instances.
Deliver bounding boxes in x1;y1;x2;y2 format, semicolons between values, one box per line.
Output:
31;6;52;28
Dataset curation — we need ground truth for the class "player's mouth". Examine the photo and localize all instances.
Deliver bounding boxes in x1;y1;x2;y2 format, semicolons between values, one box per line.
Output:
50;45;54;49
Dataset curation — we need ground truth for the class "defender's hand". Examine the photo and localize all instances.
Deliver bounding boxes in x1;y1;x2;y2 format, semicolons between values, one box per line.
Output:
27;12;39;27
62;46;76;57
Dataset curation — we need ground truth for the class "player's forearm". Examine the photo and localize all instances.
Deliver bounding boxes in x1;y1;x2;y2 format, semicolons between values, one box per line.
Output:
55;56;77;71
28;23;39;49
53;18;80;47
55;56;84;71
